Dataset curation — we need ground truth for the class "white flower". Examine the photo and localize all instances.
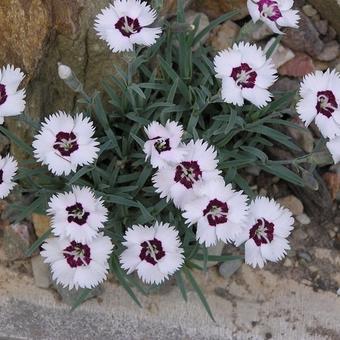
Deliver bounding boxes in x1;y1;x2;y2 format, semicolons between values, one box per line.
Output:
47;186;108;243
247;0;300;34
120;222;184;284
41;234;113;289
0;154;17;199
0;64;26;124
33;112;99;176
326;137;340;164
143;120;186;168
182;178;249;247
235;196;294;268
152;139;221;209
94;0;162;53
297;69;340;139
214;42;277;108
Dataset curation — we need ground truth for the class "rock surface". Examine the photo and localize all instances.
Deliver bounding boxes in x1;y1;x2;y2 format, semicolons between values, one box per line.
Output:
279;53;315;77
32;213;51;238
1;263;340;339
219;259;242;278
309;0;340;36
52;280;104;306
282;13;324;57
278;195;304;216
208;21;240;51
265;39;295;68
316;40;340;62
31;255;51;288
3;223;36;260
0;0;125;160
192;0;248;20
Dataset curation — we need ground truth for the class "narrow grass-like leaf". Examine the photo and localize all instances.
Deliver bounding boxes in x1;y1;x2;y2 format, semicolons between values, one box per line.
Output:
158;56;189;98
15;196;45;223
175;271;188;302
26;228;52;257
193;254;243;262
261;163;304;186
70;289;91;312
105;194;139;207
110;256;142;307
265;36;282;58
0;125;33;155
183;266;215;322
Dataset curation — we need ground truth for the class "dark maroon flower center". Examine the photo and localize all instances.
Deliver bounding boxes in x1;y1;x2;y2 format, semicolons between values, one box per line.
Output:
53;131;79;157
258;0;282;21
139;238;165;265
63;241;91;268
66;202;89;225
174;161;202;189
231;63;257;89
150;136;171;154
316;90;338;118
249;218;274;246
115;16;141;37
203;199;229;227
0;84;8;105
0;169;3;184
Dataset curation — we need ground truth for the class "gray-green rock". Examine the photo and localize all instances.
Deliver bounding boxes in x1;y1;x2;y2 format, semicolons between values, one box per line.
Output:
219;259;242;279
52;280;104;306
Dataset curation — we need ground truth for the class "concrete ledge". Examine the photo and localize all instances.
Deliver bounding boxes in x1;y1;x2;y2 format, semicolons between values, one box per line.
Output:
0;264;340;339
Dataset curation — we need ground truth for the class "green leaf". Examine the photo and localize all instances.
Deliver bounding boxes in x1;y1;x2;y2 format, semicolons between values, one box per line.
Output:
183;266;215;322
129;83;146;99
130;133;145;149
15;196;45;224
0;125;33;155
265;36;282;58
261;163;304;186
240;146;268;162
26;228;52;257
193;254;243;262
110;256;142;307
136;201;154;223
247;125;300;151
70;289;91;312
126;112;149;125
68;166;94;185
224;108;238;136
234;173;255;198
105;194;139;207
93;93;121;157
136;166;152;190
158;56;189;98
175;271;187;302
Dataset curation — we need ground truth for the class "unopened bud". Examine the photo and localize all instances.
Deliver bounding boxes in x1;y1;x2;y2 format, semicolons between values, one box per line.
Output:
57;62;72;80
57;62;83;93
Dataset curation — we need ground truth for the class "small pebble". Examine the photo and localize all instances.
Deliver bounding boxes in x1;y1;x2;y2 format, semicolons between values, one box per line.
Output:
278;195;304;216
219;259;242;279
302;4;317;17
293;229;308;241
329;230;336;238
337;288;340;296
296;213;311;225
309;265;318;273
302;279;313;286
283;258;293;267
298;250;313;263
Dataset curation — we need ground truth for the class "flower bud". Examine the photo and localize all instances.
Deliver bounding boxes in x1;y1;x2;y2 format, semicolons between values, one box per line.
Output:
57;62;83;93
57;63;72;80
